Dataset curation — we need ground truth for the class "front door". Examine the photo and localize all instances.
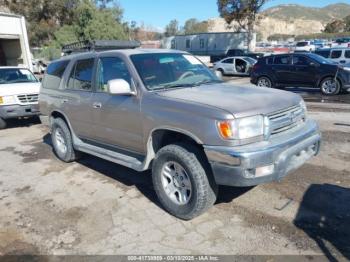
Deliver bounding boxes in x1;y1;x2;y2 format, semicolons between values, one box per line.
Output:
90;56;143;154
221;58;234;74
291;55;317;86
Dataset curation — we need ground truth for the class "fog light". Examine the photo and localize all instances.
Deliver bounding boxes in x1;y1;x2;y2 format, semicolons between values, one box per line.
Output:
245;165;274;178
255;165;274;177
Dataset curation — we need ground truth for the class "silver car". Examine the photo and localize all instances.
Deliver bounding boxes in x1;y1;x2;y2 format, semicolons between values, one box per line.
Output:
213;56;257;77
39;45;321;220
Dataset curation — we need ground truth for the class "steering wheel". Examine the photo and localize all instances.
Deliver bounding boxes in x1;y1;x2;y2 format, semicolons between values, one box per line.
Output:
179;71;195;80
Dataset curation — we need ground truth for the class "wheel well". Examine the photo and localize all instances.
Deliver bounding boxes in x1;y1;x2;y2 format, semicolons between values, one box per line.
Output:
151;130;202;154
50;111;69;127
318;75;343;88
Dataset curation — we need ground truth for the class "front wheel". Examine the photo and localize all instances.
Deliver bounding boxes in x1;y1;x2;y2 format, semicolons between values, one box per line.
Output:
152;143;218;220
257;76;272;88
320;77;341;96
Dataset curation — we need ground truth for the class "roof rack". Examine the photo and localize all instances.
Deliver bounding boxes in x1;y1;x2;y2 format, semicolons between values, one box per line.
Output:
62;40;141;55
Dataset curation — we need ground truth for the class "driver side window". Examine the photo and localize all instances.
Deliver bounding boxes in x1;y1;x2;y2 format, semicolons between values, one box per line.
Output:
96;57;132;92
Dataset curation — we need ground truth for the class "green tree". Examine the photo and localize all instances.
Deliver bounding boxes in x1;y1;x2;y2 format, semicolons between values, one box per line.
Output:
324;19;346;33
4;0;79;46
183;19;209;34
217;0;268;51
74;0;127;41
165;19;179;37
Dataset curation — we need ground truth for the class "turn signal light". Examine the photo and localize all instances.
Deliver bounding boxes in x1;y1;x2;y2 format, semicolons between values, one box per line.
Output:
0;96;3;105
218;121;233;139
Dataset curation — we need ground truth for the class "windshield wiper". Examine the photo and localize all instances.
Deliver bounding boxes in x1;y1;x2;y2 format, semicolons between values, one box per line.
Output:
192;79;223;86
152;83;196;91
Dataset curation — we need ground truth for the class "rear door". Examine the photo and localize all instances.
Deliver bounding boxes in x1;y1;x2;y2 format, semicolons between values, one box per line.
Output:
272;55;293;85
60;57;95;139
291;54;317;86
220;58;234;74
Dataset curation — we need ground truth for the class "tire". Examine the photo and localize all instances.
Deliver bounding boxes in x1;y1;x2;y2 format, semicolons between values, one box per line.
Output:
216;68;224;78
152;143;218;220
320;77;341;96
257;76;273;88
51;117;81;162
0;118;6;130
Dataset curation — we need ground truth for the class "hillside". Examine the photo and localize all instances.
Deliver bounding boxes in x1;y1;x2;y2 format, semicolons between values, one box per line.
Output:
209;3;350;41
263;3;350;22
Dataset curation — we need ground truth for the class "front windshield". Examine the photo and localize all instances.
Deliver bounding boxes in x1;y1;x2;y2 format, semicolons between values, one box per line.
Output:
130;53;221;90
0;68;38;84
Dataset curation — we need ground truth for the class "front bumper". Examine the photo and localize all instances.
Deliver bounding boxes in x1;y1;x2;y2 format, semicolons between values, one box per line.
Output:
0;104;40;119
204;119;321;187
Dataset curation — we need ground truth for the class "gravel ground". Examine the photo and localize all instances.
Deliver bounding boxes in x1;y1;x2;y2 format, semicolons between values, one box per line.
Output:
0;84;349;260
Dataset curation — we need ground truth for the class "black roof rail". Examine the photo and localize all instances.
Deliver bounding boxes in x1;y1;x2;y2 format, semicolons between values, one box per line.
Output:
62;40;141;55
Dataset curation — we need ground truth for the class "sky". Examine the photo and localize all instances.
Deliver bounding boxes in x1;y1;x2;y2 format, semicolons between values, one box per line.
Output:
117;0;350;31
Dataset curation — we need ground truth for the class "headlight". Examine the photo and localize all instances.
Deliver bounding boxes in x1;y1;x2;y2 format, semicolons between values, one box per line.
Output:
343;67;350;72
0;95;16;105
218;115;264;140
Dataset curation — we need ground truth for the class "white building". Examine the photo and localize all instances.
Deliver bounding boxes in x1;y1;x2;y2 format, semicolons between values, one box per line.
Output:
162;32;256;56
0;12;32;71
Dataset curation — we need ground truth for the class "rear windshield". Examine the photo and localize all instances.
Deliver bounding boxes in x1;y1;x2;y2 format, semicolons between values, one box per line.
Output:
296;42;308;47
0;68;38;84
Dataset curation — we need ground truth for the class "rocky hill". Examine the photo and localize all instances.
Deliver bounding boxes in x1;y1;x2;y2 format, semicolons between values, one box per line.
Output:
208;3;350;41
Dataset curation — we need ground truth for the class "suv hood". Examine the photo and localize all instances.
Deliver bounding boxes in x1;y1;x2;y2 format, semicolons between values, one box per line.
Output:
0;82;41;96
158;83;301;118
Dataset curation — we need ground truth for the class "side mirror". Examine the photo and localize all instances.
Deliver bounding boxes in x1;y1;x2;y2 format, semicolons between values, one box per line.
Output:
108;79;136;96
309;62;318;67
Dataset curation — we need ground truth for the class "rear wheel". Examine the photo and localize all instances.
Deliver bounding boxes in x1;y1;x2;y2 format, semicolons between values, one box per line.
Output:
320;77;341;96
152;143;218;220
0;118;6;130
257;76;272;88
51;118;81;162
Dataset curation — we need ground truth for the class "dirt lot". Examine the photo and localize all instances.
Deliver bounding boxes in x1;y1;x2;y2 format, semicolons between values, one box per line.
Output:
0;86;349;259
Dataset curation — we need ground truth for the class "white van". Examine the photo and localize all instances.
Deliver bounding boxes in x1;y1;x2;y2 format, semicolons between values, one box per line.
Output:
0;67;40;129
329;48;350;64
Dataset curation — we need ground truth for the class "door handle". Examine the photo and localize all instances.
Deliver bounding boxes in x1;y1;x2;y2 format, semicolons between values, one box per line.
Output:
92;102;102;109
61;99;68;104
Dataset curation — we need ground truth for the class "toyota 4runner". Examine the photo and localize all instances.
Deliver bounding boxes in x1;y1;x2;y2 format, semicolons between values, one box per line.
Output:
39;41;321;220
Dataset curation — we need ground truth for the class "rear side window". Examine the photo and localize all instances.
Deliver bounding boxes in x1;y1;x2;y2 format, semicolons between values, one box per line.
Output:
331;50;342;59
67;58;94;91
222;58;233;64
274;56;290;65
42;60;69;89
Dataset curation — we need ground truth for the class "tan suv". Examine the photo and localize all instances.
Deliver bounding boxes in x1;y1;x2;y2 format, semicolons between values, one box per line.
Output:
39;41;321;220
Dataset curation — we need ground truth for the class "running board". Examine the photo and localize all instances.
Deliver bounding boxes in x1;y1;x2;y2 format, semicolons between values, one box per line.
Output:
73;136;145;171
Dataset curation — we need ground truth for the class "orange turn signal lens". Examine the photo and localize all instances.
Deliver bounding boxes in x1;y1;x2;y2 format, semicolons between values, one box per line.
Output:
0;96;3;105
218;121;233;139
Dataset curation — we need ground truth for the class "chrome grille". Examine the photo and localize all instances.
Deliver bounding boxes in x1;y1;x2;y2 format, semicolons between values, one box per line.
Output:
268;105;305;136
17;94;39;104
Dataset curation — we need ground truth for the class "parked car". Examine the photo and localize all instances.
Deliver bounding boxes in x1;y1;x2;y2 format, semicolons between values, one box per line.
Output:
315;48;350;65
294;41;316;52
39;41;321;220
213;56;257;77
0;67;40;129
211;49;263;63
331;37;350;48
251;53;350;95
